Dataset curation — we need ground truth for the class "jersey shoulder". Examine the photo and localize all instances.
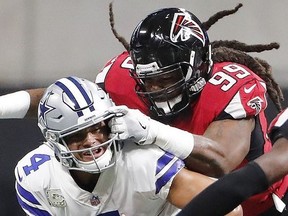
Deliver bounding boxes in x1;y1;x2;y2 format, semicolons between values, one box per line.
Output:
200;62;267;118
95;52;148;112
15;144;57;191
95;51;132;87
120;143;184;198
210;62;266;91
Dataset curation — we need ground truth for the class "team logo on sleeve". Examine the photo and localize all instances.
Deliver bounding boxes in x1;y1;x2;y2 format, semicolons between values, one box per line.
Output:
170;12;205;45
247;96;264;115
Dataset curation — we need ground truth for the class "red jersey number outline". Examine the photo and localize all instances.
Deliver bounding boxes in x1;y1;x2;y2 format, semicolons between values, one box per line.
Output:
209;64;251;91
121;56;134;70
99;55;133;79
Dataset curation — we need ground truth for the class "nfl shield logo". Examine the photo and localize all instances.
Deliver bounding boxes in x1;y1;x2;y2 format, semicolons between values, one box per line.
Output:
90;195;100;206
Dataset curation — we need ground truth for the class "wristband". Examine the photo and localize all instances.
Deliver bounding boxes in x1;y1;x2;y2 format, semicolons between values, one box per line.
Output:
0;91;31;118
150;120;194;159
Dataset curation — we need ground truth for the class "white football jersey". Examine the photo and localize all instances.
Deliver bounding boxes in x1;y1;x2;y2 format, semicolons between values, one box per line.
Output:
15;141;184;216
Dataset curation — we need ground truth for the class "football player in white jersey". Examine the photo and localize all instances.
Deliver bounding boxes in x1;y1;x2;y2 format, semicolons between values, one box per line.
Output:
15;76;241;216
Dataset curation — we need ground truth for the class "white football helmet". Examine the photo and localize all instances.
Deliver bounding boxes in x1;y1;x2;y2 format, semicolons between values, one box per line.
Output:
38;76;120;173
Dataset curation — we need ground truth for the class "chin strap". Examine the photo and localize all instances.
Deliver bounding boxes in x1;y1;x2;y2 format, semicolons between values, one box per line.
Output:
154;95;182;114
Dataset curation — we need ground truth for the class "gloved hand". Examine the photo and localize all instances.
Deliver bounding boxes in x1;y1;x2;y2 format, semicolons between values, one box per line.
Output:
108;105;158;144
108;105;194;159
269;108;288;143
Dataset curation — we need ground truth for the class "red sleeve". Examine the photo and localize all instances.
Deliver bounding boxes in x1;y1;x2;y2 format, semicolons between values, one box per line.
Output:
204;62;268;120
224;79;267;119
95;51;148;114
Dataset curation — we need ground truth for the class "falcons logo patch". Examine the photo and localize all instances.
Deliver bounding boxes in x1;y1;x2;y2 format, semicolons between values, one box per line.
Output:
170;12;205;45
247;96;264;115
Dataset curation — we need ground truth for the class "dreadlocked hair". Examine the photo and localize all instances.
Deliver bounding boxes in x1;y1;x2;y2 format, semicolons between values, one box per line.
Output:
109;2;130;51
108;2;284;111
211;44;283;111
201;3;283;111
202;3;243;30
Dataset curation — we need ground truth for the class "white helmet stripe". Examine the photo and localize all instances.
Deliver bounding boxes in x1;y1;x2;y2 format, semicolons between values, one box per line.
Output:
67;77;94;113
55;77;94;117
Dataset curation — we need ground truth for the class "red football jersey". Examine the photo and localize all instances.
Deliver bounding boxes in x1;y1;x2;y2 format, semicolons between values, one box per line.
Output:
96;51;288;215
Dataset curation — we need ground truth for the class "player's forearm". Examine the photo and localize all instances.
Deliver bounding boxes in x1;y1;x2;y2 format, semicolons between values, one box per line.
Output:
266;109;288;184
148;121;232;177
255;137;288;185
109;106;228;176
26;88;46;118
177;162;268;216
184;134;227;177
0;88;45;119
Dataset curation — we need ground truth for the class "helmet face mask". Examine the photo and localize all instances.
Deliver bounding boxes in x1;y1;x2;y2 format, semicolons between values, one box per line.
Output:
38;76;120;173
132;63;189;116
130;7;212;118
58;118;119;174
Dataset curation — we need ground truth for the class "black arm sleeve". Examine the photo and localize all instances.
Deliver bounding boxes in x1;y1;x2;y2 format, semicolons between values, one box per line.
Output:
177;162;269;216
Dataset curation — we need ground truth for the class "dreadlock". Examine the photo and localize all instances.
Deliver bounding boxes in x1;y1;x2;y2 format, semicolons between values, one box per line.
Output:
108;2;284;111
202;3;243;30
109;2;130;51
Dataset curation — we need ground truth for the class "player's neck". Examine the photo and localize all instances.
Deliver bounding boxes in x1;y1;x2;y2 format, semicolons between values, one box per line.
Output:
70;170;100;192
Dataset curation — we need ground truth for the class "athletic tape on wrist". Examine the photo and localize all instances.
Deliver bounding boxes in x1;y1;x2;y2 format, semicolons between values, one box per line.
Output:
0;91;31;118
151;120;194;159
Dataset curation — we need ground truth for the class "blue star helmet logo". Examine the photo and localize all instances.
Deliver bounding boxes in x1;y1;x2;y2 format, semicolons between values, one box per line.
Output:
39;92;55;125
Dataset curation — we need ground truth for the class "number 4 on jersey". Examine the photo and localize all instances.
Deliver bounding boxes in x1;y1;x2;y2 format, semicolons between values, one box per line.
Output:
23;154;51;176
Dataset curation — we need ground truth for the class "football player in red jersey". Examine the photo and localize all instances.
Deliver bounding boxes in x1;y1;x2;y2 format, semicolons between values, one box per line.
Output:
0;4;286;216
96;6;287;216
177;108;288;216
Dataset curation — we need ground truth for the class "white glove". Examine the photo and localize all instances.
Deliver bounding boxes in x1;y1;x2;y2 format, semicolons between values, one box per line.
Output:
108;105;194;160
108;105;157;144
